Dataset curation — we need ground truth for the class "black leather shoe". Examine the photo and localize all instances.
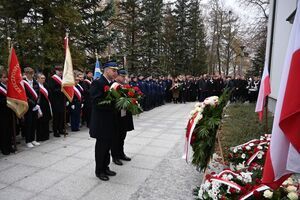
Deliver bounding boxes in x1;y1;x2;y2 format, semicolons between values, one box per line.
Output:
120;155;131;161
96;173;109;181
105;169;117;176
54;133;61;137
113;158;123;166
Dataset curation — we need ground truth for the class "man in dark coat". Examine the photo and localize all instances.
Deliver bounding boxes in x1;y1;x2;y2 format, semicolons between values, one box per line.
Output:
48;66;66;137
89;61;119;181
111;69;134;166
36;73;52;142
0;69;15;155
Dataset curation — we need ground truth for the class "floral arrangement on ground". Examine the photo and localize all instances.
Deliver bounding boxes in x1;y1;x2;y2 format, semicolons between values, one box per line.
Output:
194;135;300;200
185;90;230;171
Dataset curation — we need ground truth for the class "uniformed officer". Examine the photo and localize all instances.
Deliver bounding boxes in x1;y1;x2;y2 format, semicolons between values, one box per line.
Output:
111;69;134;165
89;60;119;181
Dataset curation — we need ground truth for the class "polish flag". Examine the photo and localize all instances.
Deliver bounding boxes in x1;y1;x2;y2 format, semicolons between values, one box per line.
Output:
262;2;300;189
6;47;28;118
61;34;75;102
255;59;271;121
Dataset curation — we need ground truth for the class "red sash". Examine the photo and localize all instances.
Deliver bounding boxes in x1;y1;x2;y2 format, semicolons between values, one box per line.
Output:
39;84;49;102
0;85;7;96
73;86;81;101
84;79;91;85
51;74;62;85
23;80;38;100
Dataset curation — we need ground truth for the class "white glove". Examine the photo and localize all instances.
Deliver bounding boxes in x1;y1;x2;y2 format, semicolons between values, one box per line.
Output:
66;101;69;106
71;105;75;110
32;105;40;111
38;108;43;118
81;104;84;108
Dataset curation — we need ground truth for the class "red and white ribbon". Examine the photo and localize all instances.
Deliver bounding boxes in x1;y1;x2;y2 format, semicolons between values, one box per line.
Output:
210;177;242;191
84;79;91;85
183;111;202;162
0;85;7;96
73;86;81;101
52;74;62;85
217;169;240;178
23;80;38;100
77;84;84;92
246;151;263;166
239;184;269;200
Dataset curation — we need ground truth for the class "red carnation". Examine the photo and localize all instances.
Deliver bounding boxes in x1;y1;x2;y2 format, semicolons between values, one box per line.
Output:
133;86;140;91
131;98;137;104
229;187;236;194
124;84;131;89
104;85;110;92
128;91;135;97
253;190;261;199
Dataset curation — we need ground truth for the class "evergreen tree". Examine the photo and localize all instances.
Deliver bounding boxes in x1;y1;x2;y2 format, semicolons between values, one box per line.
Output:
187;0;207;75
140;0;163;74
162;3;177;75
115;0;143;73
247;36;266;77
174;0;190;75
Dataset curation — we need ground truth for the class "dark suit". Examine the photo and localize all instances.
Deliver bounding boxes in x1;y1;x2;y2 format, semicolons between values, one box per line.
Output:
81;79;92;127
23;79;40;143
48;76;66;135
89;75;117;174
36;84;52;141
0;83;14;155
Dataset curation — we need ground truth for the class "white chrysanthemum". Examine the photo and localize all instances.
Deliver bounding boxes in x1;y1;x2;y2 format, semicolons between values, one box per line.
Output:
233;147;238;153
249;143;254;147
236;162;246;170
286;185;297;193
257;145;263;150
246;146;251;150
241;172;253;183
257;153;263;159
241;153;246;159
282;177;295;186
287;192;299;200
195;106;204;113
263;190;273;199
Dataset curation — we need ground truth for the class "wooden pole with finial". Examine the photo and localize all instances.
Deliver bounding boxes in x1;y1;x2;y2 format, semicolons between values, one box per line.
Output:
63;31;69;138
7;37;18;152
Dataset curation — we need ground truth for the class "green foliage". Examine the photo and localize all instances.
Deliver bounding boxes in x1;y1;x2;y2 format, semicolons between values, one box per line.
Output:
220;103;274;158
0;0;115;70
191;90;230;170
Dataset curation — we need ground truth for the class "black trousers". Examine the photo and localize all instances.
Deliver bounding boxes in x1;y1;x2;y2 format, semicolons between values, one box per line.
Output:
53;110;64;134
95;139;112;174
37;118;50;141
0;110;14;154
111;130;127;158
24;110;38;143
70;104;81;131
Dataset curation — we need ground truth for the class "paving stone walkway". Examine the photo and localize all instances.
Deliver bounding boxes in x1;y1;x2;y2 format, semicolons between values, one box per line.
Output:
0;103;201;200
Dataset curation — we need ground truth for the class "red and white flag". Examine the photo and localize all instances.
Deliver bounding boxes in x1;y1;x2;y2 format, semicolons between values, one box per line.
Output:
255;58;271;121
6;47;28;118
61;35;75;102
262;2;300;189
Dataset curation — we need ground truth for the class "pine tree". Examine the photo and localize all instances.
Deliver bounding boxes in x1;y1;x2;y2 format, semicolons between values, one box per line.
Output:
140;0;163;75
187;0;207;75
115;0;143;73
162;3;177;75
174;0;190;75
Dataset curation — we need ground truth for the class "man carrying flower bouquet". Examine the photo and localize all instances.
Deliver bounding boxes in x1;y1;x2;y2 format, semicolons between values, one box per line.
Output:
89;61;119;181
111;69;134;166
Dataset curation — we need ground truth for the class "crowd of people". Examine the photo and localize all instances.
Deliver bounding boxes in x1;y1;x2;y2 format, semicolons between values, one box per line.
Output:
0;61;261;181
